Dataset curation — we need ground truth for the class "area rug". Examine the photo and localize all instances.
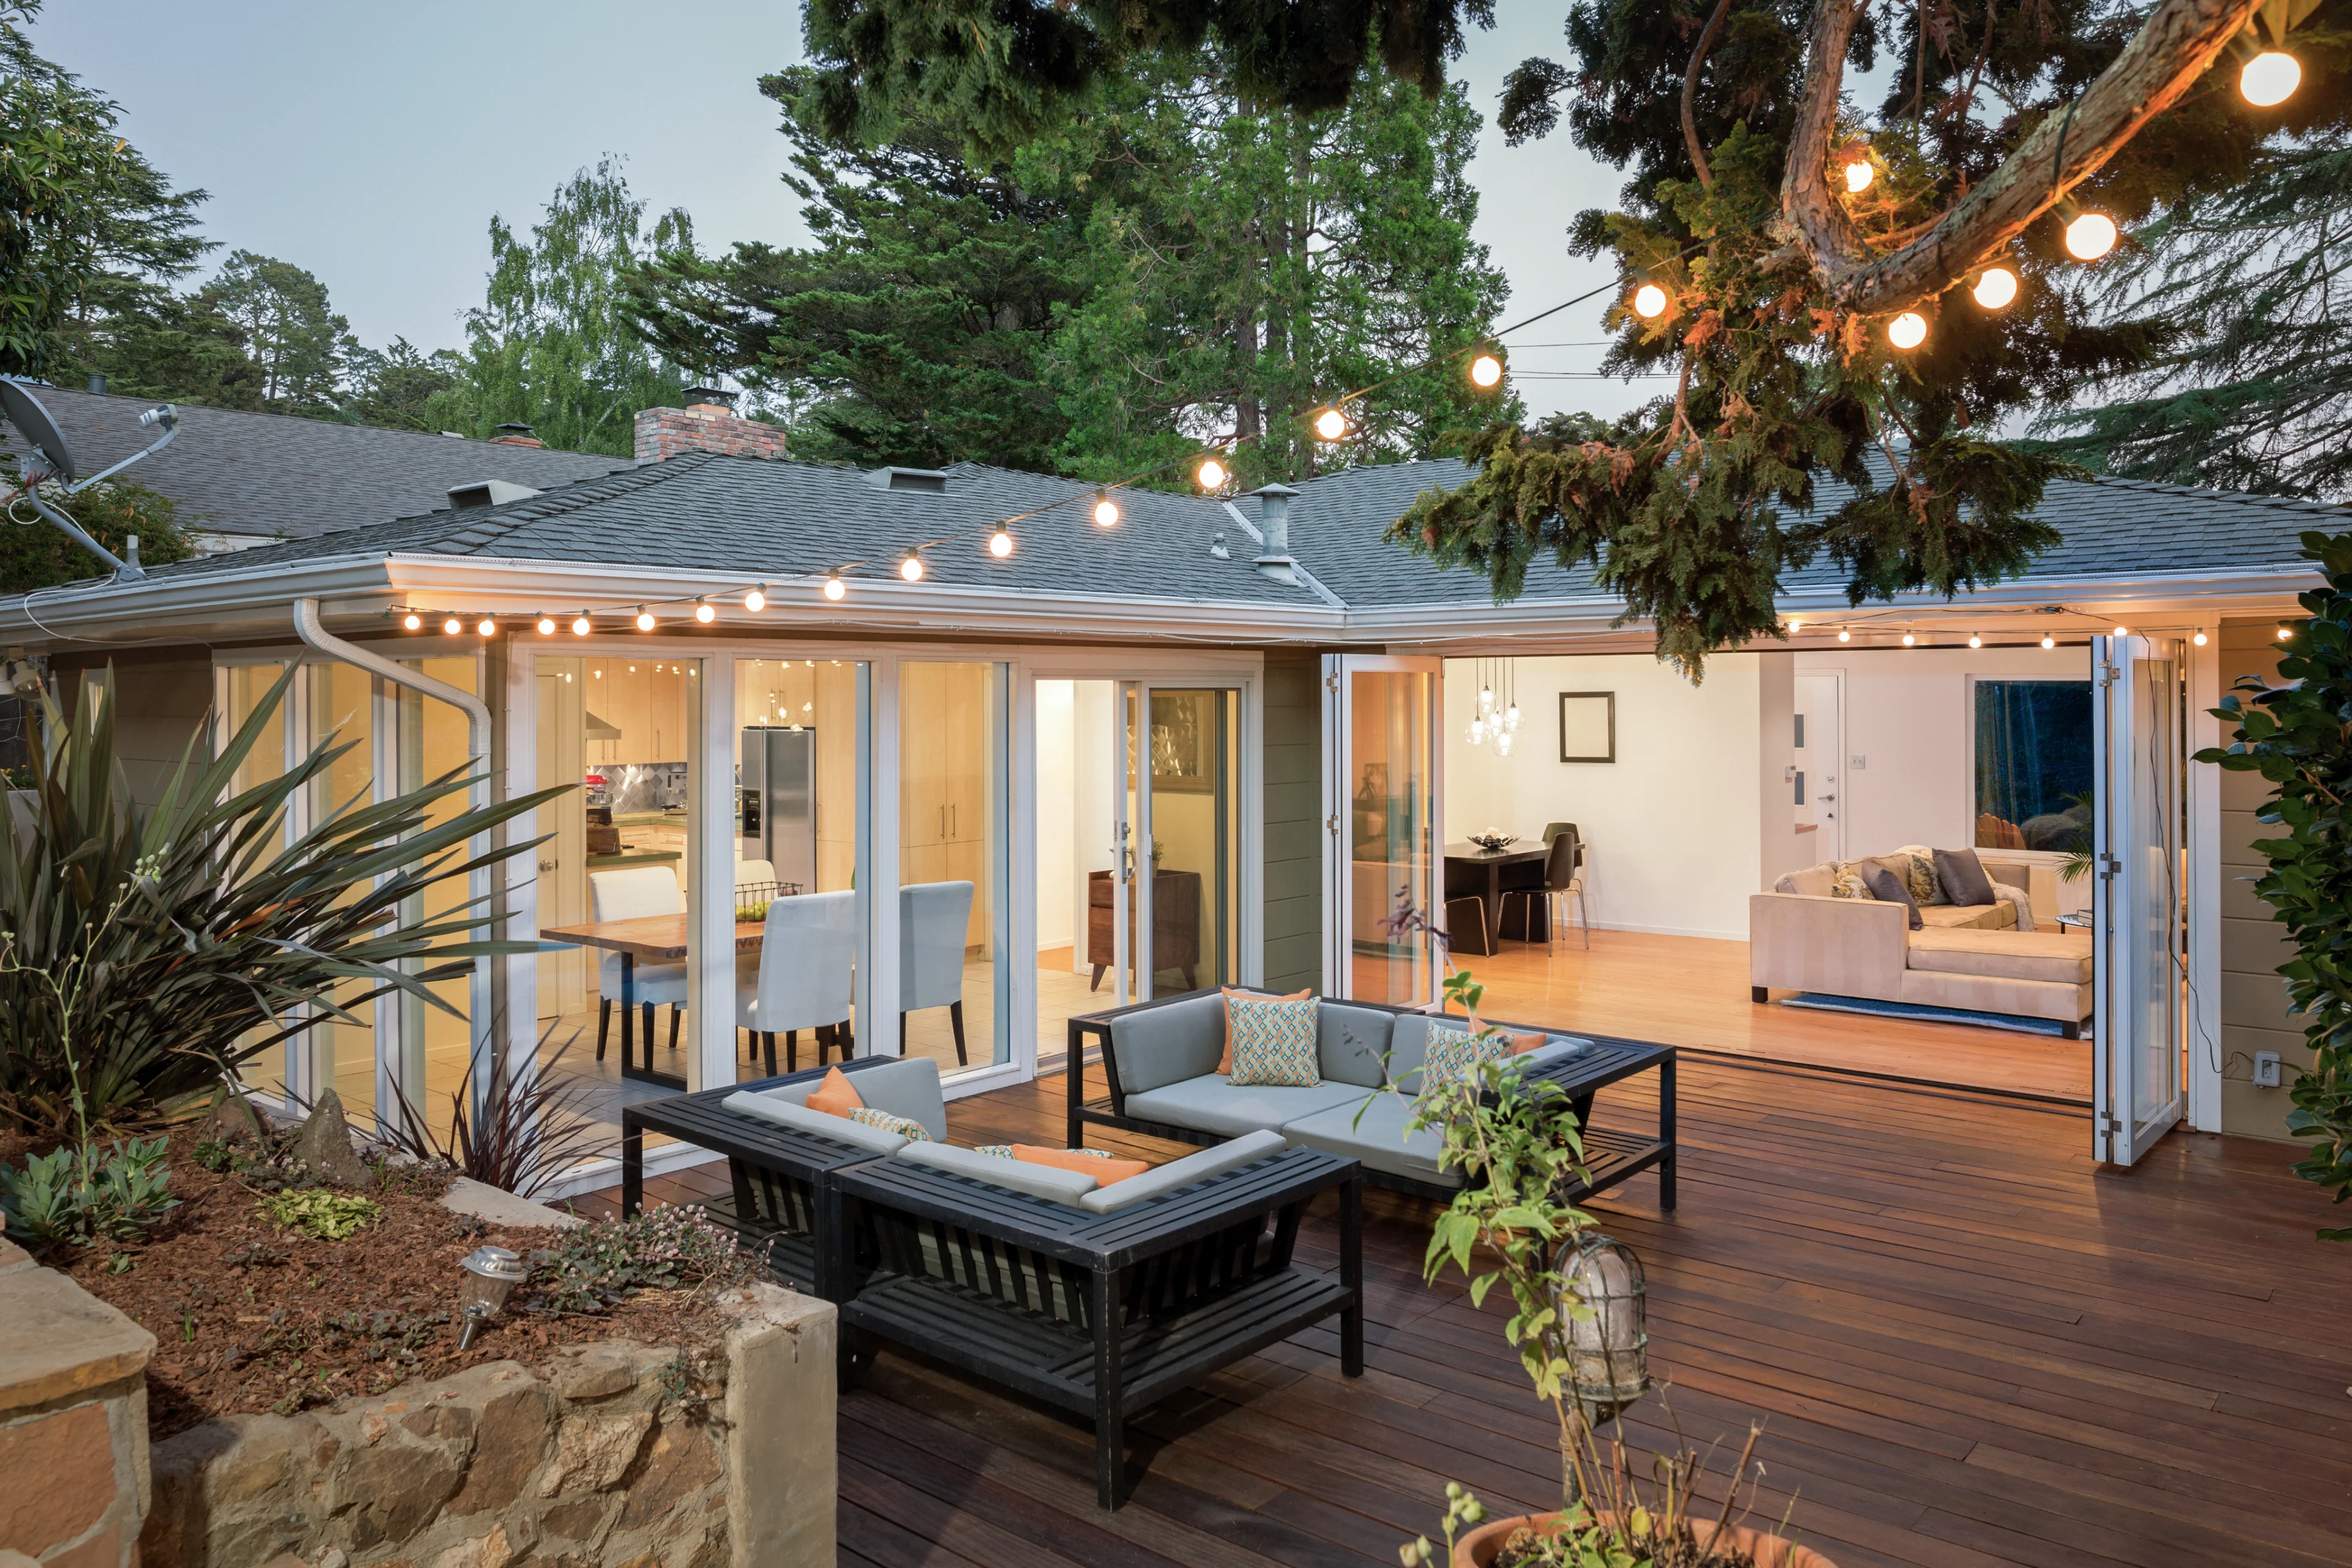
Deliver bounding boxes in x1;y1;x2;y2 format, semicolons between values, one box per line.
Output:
1780;993;2086;1039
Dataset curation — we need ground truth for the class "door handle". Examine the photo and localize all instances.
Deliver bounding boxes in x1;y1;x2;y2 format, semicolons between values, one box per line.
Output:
1819;794;1835;801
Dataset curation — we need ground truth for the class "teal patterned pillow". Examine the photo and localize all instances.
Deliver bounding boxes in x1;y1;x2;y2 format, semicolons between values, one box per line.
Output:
848;1107;931;1142
1421;1023;1512;1093
973;1144;1015;1159
1226;994;1322;1087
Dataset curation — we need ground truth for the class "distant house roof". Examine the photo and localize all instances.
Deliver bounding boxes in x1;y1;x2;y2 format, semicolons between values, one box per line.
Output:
0;385;624;541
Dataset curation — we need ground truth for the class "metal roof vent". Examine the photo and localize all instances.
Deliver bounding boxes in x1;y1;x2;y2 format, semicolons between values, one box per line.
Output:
865;466;950;493
1251;483;1299;583
446;479;543;510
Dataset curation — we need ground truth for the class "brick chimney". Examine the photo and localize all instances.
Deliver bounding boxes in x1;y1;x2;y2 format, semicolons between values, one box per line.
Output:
635;388;791;464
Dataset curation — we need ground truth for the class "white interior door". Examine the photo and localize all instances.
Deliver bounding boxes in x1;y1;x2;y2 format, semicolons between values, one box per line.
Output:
2092;635;2186;1164
1794;671;1844;863
1322;654;1444;1006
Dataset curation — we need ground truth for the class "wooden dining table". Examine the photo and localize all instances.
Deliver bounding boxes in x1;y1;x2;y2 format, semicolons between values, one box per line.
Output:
540;914;768;1088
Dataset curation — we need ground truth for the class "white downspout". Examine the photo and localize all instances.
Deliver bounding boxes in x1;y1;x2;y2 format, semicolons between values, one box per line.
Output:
292;598;496;1098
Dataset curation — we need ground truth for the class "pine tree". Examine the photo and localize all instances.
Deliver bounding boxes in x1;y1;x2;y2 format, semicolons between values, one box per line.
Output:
198;251;353;415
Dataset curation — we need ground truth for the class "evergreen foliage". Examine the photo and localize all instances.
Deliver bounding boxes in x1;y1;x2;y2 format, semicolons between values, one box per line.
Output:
0;476;192;595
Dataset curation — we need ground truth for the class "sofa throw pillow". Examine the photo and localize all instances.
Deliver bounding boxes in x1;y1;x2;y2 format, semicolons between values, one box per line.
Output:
805;1066;864;1119
1422;1023;1515;1093
1226;993;1322;1086
1218;986;1314;1073
1934;846;1998;907
974;1144;1016;1158
1510;1030;1551;1055
1014;1145;1153;1185
1857;861;1924;930
1830;862;1876;900
1891;845;1942;905
848;1106;931;1142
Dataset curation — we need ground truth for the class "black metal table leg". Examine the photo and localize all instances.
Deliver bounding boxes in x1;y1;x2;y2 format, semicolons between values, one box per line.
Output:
1657;1054;1678;1212
1340;1175;1364;1376
1092;1266;1125;1509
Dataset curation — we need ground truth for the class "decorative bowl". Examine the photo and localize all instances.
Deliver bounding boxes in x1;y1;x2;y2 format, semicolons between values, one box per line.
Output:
1469;832;1517;853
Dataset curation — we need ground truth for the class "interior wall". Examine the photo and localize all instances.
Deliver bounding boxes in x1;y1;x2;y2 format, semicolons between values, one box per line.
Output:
1071;680;1115;974
1442;654;1765;940
1035;680;1076;949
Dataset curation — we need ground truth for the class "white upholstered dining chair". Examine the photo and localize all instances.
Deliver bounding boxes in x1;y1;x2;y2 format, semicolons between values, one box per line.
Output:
737;889;858;1076
587;866;691;1060
900;880;976;1066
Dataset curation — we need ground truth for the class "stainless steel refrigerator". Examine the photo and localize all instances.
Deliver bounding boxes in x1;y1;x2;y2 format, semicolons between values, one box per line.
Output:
739;727;817;892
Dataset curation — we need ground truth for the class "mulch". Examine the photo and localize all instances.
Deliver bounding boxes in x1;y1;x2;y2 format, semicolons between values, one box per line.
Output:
11;1128;731;1438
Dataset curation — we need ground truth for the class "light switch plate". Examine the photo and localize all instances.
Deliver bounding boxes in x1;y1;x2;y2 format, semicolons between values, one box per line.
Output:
1850;755;1867;769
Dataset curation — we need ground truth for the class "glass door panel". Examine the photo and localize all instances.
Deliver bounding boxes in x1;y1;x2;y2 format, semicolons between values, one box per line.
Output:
899;660;1009;1076
2093;635;2185;1164
1334;660;1441;1006
1140;687;1239;993
308;662;381;1121
396;657;482;1142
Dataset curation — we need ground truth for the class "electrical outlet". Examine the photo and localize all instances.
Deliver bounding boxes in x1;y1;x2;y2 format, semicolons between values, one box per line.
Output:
1850;755;1867;769
2253;1051;2283;1088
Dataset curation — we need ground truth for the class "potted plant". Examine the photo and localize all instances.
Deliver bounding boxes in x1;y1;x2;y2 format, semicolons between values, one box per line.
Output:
1393;967;1828;1568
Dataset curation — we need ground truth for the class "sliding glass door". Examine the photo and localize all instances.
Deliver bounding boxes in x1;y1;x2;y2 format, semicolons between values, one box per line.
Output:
1323;655;1443;1007
2092;635;2187;1165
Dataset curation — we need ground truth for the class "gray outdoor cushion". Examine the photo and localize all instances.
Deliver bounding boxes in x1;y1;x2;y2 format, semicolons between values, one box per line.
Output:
1281;1095;1460;1188
1121;1074;1366;1139
721;1090;907;1153
1317;1002;1395;1088
1078;1129;1289;1213
894;1141;1100;1205
1107;992;1226;1094
1390;1016;1591;1093
839;1057;948;1142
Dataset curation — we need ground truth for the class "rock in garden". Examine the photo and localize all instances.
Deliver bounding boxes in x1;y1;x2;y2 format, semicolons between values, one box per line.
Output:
196;1088;270;1144
286;1090;372;1187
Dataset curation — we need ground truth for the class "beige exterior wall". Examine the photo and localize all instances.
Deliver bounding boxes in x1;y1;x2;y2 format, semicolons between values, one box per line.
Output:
1261;649;1322;991
55;650;213;807
2215;619;2305;1141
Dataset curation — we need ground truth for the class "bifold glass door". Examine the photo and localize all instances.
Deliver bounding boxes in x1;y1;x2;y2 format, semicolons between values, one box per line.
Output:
1323;655;1442;1007
1104;681;1242;1007
2092;635;2186;1164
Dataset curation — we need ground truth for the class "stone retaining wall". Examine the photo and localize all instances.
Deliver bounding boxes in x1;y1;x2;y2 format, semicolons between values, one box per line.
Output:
0;1237;156;1568
141;1284;835;1568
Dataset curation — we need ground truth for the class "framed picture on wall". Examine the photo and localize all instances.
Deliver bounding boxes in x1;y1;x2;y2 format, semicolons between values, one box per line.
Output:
1559;692;1616;763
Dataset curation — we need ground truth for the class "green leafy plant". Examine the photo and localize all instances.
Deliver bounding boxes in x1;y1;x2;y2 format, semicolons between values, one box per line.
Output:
0;663;562;1139
263;1188;382;1241
523;1205;764;1317
366;1024;609;1200
2195;530;2352;1235
0;1136;177;1251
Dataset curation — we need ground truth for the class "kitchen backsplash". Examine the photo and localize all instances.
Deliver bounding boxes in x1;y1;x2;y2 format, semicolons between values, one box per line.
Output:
589;761;690;813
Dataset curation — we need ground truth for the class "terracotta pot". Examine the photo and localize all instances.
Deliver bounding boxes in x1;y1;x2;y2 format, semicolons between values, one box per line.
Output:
1451;1510;1835;1568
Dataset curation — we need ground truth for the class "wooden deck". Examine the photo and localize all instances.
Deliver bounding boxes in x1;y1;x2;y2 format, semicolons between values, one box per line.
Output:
589;1057;2352;1568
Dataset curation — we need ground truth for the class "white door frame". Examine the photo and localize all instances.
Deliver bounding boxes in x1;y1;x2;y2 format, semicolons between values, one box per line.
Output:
1321;652;1446;1006
2092;633;2187;1165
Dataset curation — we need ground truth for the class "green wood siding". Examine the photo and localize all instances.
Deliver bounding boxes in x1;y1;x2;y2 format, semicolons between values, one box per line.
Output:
1262;650;1323;990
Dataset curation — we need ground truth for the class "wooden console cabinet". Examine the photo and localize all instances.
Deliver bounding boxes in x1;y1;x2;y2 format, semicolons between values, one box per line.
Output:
1087;867;1201;990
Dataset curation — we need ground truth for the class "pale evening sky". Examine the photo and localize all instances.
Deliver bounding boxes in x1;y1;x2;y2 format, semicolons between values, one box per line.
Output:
34;0;1668;422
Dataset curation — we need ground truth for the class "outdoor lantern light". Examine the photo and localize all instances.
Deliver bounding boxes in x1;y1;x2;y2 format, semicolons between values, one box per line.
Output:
402;611;423;631
1558;1234;1650;1422
823;573;846;601
477;618;497;638
1469;352;1504;388
695;598;716;624
456;1245;527;1351
1972;266;2019;309
1196;456;1227;489
744;584;767;612
989;527;1014;557
1888;312;1928;350
635;605;656;631
572;613;591;635
1313;407;1348;442
2063;208;2118;262
536;616;556;636
900;553;924;581
1843;157;1875;194
1632;282;1668;319
2241;50;2300;106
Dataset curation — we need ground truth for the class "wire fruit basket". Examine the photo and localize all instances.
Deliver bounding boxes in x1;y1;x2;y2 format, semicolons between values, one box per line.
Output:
735;880;802;924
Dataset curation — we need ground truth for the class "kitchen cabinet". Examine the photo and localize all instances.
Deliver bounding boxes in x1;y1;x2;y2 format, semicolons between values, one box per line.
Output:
900;662;992;948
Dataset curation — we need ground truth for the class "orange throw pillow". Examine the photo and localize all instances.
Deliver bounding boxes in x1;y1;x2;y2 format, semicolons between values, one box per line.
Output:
1509;1031;1551;1055
1013;1145;1153;1186
804;1066;864;1119
1218;986;1314;1074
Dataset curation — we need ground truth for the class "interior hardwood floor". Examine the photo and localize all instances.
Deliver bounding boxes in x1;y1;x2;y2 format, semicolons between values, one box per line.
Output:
1411;930;2094;1102
582;1057;2352;1568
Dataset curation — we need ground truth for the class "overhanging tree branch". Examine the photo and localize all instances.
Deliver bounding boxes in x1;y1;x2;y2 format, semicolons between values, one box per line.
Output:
1781;0;2266;315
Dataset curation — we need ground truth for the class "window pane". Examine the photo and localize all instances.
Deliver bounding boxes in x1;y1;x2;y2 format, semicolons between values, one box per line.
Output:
1145;688;1239;992
1350;669;1435;1006
900;661;1008;1076
397;657;481;1142
309;662;379;1121
1974;680;2094;851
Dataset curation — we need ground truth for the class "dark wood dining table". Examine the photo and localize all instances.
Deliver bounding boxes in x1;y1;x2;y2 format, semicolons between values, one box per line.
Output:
540;914;766;1088
1442;840;1551;951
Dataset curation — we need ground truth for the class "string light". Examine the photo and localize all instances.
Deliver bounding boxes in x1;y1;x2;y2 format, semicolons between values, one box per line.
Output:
443;616;462;636
2041;634;2056;649
1313;408;1348;442
1843;158;1875;194
1092;491;1120;527
1787;619;1802;633
1632;283;1668;319
900;553;924;581
402;612;422;631
694;598;716;624
635;605;656;631
1837;628;1852;643
2113;624;2129;635
1196;456;1227;489
1901;630;1917;646
573;613;591;635
1888;312;1928;350
823;573;846;601
2241;50;2300;106
2064;210;2118;262
477;618;497;637
744;585;766;612
1972;266;2019;309
536;615;556;636
2192;630;2208;646
1968;633;1983;648
1469;353;1504;388
2278;625;2293;639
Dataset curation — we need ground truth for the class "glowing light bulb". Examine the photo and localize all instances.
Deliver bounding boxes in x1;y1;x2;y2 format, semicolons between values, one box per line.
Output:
1468;718;1485;744
537;616;556;636
823;574;845;601
1888;312;1928;350
1479;687;1493;712
2241;50;2300;107
2064;211;2117;262
443;617;462;636
744;586;766;612
635;606;655;631
1314;408;1348;441
1632;283;1668;319
2113;624;2128;636
900;554;924;581
1788;619;1803;634
2192;630;2207;646
1968;633;1983;649
2041;634;2056;649
2278;625;2293;639
1496;731;1513;756
1196;457;1226;489
402;612;422;631
1844;159;1875;194
1093;492;1120;527
1972;266;2019;310
572;614;590;635
1505;704;1520;728
1837;629;1852;643
477;618;497;637
989;529;1013;557
1469;353;1503;388
1901;631;1917;646
695;598;716;624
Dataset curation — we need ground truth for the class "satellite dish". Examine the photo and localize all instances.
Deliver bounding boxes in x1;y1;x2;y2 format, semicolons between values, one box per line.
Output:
0;380;75;484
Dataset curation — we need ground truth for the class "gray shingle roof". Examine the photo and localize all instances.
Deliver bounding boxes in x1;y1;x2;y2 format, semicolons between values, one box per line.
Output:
0;385;623;540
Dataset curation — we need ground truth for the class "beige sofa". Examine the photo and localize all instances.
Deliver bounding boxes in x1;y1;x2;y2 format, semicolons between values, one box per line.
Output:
1749;854;2093;1037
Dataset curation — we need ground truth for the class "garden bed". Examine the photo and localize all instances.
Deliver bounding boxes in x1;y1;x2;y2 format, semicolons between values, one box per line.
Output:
2;1126;738;1438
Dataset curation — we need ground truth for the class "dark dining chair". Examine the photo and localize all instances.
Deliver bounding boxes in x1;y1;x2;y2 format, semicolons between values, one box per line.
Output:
1502;827;1590;951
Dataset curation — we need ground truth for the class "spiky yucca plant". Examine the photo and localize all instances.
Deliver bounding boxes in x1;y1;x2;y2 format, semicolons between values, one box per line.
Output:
0;664;561;1138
